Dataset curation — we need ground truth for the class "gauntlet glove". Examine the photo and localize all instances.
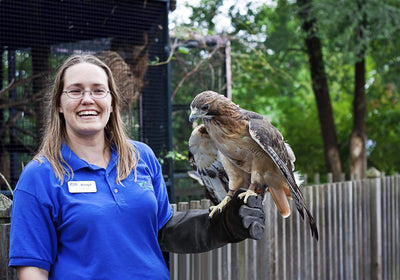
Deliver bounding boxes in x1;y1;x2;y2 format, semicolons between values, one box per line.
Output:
210;189;265;243
158;189;265;254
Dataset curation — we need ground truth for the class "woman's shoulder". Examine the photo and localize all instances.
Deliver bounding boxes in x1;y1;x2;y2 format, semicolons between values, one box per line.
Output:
16;157;58;194
22;156;53;175
127;140;160;168
129;140;155;156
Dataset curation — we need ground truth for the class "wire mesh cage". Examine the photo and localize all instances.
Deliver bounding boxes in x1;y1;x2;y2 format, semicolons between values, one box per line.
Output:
169;35;231;201
0;0;173;192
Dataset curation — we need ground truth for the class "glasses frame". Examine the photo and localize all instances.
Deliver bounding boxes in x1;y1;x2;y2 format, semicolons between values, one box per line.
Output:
62;89;110;99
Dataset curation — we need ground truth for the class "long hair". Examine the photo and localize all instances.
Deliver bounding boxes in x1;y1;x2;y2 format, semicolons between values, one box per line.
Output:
35;54;139;184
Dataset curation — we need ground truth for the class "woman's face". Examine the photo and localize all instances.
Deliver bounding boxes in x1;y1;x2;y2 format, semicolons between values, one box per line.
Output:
59;62;113;141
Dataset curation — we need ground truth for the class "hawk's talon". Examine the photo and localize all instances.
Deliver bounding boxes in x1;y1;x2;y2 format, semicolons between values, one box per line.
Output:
209;196;231;218
238;190;258;204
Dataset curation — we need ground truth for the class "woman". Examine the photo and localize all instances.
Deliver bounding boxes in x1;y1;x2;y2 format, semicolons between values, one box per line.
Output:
9;54;265;280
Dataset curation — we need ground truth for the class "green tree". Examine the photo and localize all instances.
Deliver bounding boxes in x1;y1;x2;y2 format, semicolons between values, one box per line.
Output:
170;0;400;178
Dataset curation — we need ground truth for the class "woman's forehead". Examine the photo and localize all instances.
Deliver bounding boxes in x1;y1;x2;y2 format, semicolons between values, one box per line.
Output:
63;62;108;87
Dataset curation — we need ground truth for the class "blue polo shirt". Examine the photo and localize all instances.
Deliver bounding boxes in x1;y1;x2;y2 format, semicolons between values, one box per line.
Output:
9;141;173;279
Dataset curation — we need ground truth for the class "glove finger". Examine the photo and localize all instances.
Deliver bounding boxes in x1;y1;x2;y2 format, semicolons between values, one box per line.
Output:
242;216;264;228
245;195;263;208
249;222;265;240
239;205;264;219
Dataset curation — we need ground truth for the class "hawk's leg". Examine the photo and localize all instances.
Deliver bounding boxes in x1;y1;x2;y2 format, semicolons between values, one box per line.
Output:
238;183;258;204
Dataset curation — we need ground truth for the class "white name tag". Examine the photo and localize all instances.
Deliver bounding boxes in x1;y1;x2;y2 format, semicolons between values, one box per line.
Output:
68;181;97;193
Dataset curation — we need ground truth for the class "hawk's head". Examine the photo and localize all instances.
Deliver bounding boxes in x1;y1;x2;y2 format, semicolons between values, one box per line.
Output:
189;91;230;122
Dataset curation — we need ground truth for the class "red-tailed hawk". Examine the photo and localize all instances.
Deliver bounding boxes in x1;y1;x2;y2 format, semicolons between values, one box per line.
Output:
189;90;318;240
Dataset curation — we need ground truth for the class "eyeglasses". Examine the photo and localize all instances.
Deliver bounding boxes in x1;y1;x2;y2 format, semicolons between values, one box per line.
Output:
62;89;110;99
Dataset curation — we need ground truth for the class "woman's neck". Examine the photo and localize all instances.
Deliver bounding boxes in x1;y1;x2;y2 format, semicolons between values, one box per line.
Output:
66;134;111;169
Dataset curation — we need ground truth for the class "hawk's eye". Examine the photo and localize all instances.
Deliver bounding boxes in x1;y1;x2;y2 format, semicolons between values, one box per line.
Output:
202;104;209;110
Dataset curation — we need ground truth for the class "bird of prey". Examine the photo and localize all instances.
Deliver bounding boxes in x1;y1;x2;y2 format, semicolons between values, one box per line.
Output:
189;90;318;240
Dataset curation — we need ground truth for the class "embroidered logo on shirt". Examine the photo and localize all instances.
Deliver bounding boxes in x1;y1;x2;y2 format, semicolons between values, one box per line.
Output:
137;177;154;192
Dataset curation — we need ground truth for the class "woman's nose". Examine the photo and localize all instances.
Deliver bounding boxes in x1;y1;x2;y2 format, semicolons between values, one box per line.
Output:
81;91;95;103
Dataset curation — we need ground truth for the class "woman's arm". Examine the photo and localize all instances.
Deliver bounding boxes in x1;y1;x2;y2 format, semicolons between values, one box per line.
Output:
17;266;49;280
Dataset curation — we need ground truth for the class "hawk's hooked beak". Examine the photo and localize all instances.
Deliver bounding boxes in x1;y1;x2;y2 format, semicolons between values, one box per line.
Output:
189;108;207;123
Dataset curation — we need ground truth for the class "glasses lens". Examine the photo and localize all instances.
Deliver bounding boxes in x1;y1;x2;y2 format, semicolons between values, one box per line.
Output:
92;89;109;99
67;90;83;99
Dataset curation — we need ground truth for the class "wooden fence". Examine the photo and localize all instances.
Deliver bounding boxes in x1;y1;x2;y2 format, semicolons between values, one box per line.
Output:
1;175;399;279
169;175;399;280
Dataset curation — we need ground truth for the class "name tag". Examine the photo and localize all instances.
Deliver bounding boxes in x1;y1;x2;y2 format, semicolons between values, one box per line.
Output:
68;181;97;193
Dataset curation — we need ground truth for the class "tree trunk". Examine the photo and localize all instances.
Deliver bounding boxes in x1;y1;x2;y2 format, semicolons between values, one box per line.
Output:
350;60;367;181
297;0;342;181
350;0;367;180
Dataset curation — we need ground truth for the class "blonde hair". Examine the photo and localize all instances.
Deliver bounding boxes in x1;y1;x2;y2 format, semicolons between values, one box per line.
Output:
34;54;139;184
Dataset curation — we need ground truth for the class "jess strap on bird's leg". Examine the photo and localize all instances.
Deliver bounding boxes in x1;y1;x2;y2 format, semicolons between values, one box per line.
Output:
210;188;265;243
158;189;265;253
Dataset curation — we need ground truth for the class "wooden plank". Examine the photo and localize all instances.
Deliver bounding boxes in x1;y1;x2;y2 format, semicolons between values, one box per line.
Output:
390;176;396;279
362;179;372;280
221;244;231;279
256;201;269;280
0;194;14;280
395;176;400;279
333;181;339;279
199;199;211;280
249;239;257;280
189;201;201;280
318;184;326;280
177;202;190;280
370;177;383;280
343;181;353;280
211;247;220;279
282;208;288;280
381;177;388;280
169;203;178;280
326;182;334;280
395;175;400;279
231;242;240;280
308;186;316;280
354;180;361;280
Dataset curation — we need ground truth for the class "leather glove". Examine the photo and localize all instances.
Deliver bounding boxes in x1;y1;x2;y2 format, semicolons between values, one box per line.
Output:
210;189;265;243
158;189;265;254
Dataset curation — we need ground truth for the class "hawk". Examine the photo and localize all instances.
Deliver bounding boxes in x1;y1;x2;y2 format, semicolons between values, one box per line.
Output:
189;90;318;240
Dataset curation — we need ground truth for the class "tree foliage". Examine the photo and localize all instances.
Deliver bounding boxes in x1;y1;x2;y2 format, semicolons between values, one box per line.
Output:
170;0;400;177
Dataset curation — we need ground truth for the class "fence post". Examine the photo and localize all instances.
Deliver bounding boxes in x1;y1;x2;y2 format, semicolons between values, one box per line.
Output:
314;173;320;184
0;194;15;280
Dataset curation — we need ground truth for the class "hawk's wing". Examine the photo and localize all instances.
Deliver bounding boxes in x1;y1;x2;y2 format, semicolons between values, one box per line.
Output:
188;125;229;205
245;112;318;239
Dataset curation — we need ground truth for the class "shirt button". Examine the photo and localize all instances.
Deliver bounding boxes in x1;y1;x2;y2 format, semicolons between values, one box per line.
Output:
114;188;118;194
